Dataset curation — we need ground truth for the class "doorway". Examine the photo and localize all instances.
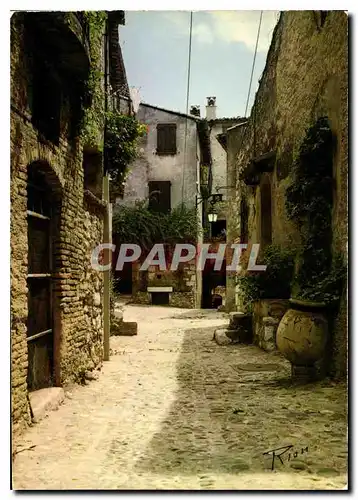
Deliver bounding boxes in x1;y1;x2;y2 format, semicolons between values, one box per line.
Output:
115;262;133;295
202;258;226;309
27;168;54;390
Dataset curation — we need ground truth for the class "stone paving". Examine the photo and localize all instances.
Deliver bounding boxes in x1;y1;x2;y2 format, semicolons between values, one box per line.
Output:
12;306;348;490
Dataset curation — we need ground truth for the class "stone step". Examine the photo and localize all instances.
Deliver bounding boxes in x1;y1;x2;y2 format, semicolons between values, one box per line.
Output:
228;311;250;329
213;328;232;346
111;321;138;336
29;387;65;424
225;328;244;343
213;326;252;345
227;312;253;343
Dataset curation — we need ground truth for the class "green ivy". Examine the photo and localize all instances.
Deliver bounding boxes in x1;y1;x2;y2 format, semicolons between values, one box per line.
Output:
285;116;346;304
81;11;106;149
78;13;146;191
236;244;295;306
105;113;146;188
112;200;200;252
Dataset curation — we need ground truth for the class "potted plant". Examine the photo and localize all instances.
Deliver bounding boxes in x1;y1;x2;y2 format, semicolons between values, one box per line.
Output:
236;244;295;350
276;117;346;381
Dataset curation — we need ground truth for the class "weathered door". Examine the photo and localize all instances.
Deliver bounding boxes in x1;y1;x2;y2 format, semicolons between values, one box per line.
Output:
26;170;54;390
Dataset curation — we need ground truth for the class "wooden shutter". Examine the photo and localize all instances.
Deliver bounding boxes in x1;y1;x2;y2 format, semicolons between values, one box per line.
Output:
157;124;177;154
240;198;249;242
260;179;272;248
148;181;171;213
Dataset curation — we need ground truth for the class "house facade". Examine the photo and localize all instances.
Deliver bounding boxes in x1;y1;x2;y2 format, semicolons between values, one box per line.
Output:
113;103;203;308
11;11;130;433
118;103;200;210
199;98;245;308
112;99;243;310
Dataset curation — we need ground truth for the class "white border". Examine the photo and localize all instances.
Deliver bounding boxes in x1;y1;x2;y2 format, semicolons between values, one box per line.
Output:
2;4;354;499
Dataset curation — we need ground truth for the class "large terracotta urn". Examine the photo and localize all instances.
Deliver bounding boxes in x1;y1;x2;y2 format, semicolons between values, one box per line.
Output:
276;298;329;381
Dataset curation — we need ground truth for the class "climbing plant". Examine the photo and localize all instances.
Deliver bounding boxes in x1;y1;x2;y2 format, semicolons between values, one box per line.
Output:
105;112;147;188
79;13;146;191
285;116;346;304
81;11;107;149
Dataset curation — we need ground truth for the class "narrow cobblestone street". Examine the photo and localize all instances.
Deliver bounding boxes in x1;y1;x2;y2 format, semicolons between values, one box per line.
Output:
13;305;348;490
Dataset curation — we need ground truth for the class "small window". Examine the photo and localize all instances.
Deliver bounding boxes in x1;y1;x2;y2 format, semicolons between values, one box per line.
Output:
156;124;177;155
148;181;171;213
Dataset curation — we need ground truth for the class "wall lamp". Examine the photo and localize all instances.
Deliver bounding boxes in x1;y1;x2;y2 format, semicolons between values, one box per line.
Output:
208;206;218;223
196;191;223;223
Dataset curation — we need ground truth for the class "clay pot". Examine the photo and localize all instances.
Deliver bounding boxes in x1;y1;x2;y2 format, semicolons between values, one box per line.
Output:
276;298;329;368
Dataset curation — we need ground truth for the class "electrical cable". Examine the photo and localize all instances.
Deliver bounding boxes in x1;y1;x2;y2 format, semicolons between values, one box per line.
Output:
231;10;263;239
181;11;193;204
244;10;263;118
233;10;263;172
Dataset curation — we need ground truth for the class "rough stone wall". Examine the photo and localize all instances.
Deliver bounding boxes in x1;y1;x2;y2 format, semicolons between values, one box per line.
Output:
131;260;197;308
226;123;247;312
252;299;290;350
116;104;199;210
228;11;348;377
11;14;106;431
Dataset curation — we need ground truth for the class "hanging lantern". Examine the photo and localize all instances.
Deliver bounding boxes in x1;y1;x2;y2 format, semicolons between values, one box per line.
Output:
208;207;218;223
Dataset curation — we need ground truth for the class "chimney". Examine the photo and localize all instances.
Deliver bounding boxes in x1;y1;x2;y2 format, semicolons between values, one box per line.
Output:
190;105;201;117
206;96;217;120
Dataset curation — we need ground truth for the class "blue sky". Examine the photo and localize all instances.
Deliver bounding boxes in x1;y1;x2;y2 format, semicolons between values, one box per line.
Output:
120;10;279;118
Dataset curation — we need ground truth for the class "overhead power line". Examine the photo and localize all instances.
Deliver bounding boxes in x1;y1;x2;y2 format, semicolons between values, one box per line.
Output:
181;11;193;204
244;10;263;118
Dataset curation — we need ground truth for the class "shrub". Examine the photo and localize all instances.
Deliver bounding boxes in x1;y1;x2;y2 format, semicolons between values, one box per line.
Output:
236;244;295;305
112;200;200;252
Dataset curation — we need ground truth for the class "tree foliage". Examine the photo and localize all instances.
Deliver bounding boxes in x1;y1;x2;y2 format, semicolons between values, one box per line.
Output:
112;201;200;252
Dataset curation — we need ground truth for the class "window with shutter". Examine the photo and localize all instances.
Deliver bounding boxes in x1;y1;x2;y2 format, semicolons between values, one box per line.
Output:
156;124;177;155
148;181;171;213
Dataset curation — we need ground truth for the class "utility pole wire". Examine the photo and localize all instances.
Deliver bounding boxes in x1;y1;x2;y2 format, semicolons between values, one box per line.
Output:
181;11;193;204
244;10;263;118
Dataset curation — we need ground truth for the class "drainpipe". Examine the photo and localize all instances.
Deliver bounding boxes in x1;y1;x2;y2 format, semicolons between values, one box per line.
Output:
103;14;110;361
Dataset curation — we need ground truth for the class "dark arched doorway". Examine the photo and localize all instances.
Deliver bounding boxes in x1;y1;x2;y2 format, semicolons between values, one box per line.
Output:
201;258;226;309
26;162;61;390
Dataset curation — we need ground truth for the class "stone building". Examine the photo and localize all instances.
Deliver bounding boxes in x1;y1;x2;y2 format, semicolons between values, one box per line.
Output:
113;103;202;308
11;11;131;433
199;98;245;308
224;11;348;377
117;103;200;210
203;97;245;235
112;100;242;309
